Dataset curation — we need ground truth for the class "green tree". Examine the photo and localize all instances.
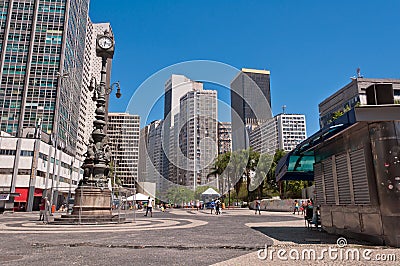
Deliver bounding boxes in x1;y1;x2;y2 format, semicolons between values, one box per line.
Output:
265;149;286;195
244;148;260;202
166;186;194;205
253;152;274;198
228;149;249;201
209;151;231;192
284;180;307;198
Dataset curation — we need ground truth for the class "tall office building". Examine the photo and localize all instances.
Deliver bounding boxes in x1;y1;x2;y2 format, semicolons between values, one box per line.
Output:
250;113;307;153
77;20;112;161
178;87;218;189
230;68;272;151
319;78;400;128
249;118;277;154
107;113;140;188
218;122;231;154
0;0;90;155
138;119;164;197
163;74;202;181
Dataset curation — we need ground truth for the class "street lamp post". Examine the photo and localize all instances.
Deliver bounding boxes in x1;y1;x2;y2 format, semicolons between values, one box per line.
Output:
47;71;68;213
65;30;123;222
228;172;230;209
67;157;74;214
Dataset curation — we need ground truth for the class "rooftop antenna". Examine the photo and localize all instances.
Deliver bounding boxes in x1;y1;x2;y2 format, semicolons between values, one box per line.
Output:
356;67;363;78
282;105;286;114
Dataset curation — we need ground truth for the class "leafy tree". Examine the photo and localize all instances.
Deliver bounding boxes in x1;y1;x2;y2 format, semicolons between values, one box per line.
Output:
209;151;231;193
244;148;260;202
252;152;274;198
165;186;194;205
265;149;286;195
228;149;249;200
284;180;307;198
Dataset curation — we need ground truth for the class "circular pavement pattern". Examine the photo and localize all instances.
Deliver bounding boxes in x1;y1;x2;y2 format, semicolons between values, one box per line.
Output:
0;217;208;234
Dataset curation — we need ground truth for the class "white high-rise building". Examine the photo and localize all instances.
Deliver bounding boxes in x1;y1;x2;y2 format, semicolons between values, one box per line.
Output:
178;88;218;189
107;113;140;188
163;75;203;182
276;114;307;151
250;113;307;153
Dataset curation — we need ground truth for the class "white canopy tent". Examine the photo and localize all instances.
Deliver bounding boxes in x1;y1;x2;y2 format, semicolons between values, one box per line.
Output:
201;188;220;196
201;188;220;203
125;193;150;201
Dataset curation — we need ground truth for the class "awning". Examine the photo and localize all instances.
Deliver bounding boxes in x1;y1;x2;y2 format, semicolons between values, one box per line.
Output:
14;188;28;202
275;121;350;182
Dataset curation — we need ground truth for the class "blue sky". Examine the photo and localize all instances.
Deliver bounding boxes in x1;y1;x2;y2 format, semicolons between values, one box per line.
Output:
89;0;400;135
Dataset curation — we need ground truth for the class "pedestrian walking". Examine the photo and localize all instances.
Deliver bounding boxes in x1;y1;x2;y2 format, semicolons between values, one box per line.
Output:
215;198;221;215
144;197;153;217
255;197;261;215
210;199;215;214
301;200;307;215
293;200;300;214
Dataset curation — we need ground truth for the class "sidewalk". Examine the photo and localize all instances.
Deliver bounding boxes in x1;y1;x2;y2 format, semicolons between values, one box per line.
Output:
213;211;399;265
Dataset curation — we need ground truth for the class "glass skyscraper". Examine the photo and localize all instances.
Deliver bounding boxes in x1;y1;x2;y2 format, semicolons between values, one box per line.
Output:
0;0;90;155
230;68;272;151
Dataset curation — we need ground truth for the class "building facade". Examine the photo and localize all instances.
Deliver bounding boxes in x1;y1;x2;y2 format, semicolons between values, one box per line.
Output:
275;113;307;151
230;68;272;151
163;74;203;182
138;119;164;197
178;88;218;189
0;131;82;212
217;122;231;154
107;113;140;188
249;118;278;154
319;78;400;128
0;0;90;155
250;113;306;153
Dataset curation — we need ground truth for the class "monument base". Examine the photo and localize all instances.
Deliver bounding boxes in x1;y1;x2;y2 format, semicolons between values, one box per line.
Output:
53;186;125;224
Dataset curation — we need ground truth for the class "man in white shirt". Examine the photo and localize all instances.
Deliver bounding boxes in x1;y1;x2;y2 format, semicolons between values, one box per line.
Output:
144;196;153;217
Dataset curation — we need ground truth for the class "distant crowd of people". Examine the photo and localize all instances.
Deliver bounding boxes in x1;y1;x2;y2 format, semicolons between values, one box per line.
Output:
293;199;313;215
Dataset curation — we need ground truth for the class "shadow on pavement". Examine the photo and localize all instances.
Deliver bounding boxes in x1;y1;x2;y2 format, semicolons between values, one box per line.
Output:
251;226;375;246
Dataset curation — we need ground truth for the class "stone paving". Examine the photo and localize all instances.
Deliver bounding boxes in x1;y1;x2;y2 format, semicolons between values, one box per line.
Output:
0;209;398;265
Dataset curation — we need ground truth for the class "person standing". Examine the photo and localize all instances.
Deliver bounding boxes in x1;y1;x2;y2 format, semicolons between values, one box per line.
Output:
43;197;50;223
39;197;46;221
144;197;153;217
255;197;261;215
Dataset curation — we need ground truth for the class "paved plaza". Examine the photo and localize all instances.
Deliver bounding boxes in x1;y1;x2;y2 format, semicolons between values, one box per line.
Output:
0;208;398;265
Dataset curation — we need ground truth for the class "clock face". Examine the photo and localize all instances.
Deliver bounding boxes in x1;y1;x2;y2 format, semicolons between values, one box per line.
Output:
98;36;113;49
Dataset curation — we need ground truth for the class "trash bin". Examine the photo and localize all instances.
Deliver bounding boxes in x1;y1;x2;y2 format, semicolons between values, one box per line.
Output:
222;203;225;209
51;204;56;213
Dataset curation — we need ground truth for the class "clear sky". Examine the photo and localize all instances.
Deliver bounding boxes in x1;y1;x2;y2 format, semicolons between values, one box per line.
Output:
89;0;400;135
